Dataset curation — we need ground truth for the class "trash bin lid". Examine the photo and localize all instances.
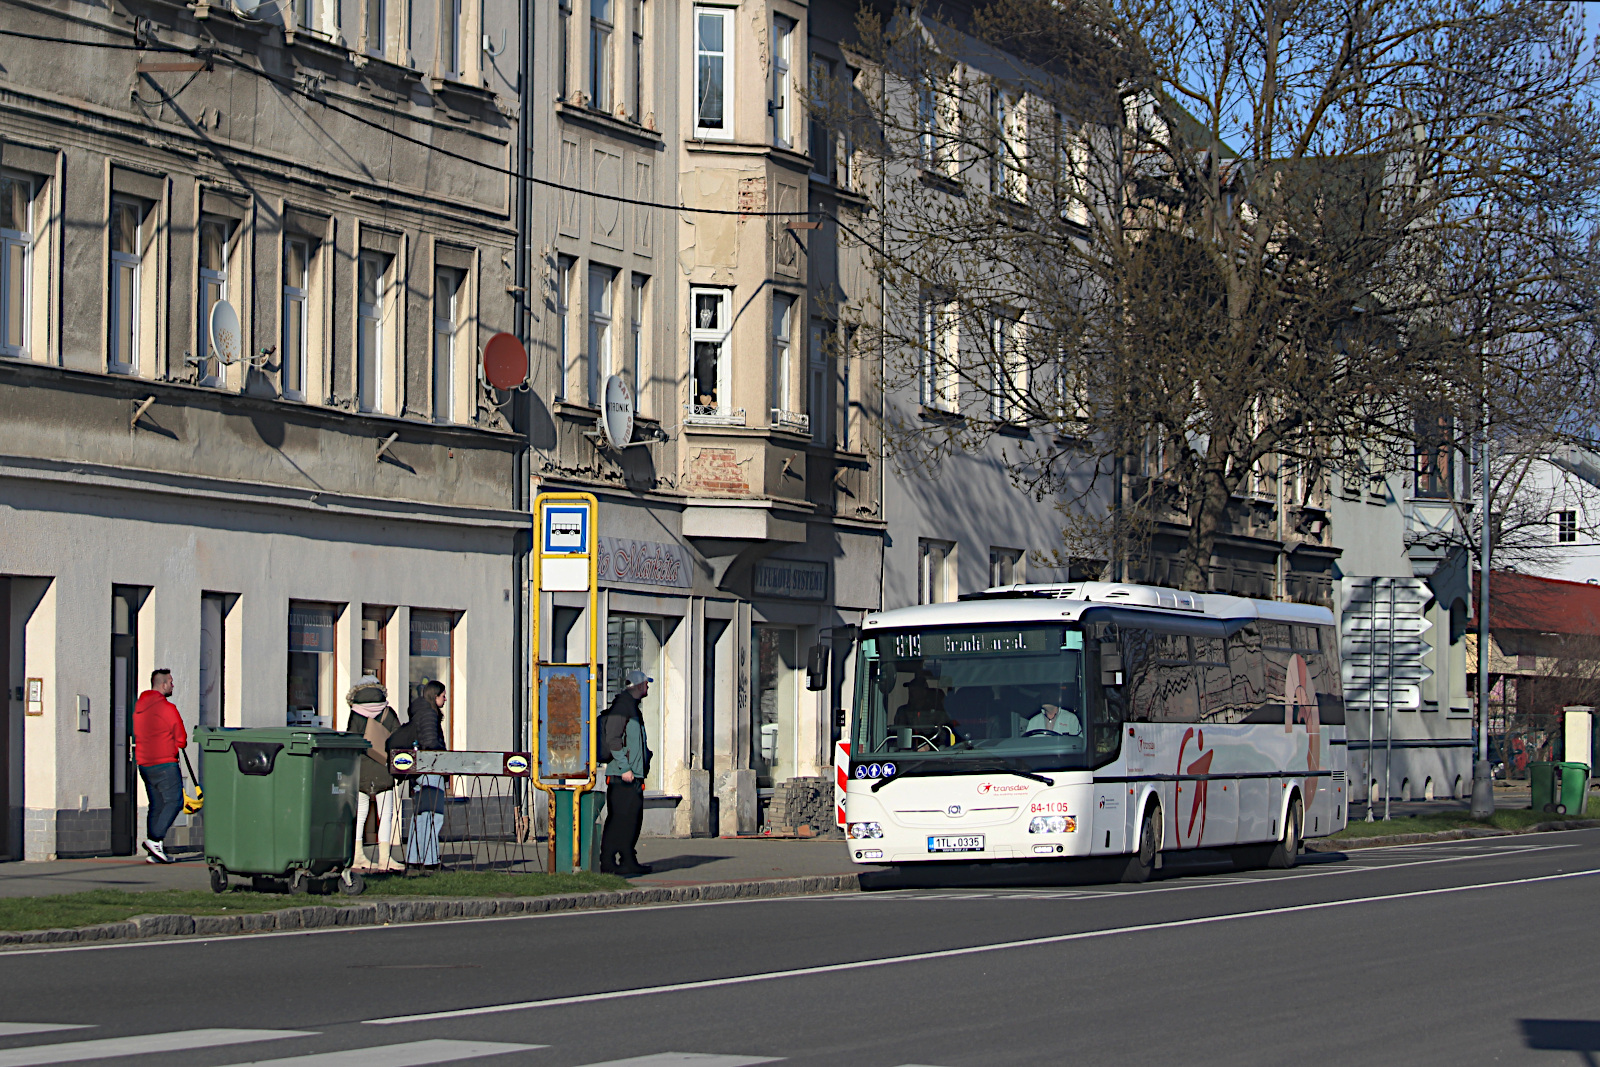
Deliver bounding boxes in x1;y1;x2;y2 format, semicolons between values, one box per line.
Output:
194;726;370;751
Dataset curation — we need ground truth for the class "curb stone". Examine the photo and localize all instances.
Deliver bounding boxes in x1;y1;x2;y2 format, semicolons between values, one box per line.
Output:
0;873;863;949
1306;817;1600;852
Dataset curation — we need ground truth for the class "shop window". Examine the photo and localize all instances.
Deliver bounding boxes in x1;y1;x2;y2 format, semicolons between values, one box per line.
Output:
409;609;456;733
606;614;673;789
752;626;798;787
288;602;340;727
362;605;393;685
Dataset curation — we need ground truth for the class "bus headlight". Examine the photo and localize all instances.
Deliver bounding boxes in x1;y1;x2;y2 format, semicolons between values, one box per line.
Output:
1029;815;1074;834
848;821;884;839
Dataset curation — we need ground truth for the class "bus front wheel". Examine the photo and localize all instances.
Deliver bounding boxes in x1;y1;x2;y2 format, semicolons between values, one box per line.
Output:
1121;803;1161;883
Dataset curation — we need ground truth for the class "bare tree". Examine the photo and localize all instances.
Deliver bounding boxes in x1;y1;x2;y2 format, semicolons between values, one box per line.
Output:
836;0;1600;590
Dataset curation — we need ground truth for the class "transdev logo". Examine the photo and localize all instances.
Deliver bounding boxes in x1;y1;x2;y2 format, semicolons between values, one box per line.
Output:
977;781;1031;795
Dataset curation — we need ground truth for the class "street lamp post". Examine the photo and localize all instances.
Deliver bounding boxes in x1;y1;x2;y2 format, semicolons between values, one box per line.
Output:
1471;387;1496;819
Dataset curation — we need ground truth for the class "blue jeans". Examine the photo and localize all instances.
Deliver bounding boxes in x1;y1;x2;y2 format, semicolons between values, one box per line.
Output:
138;761;183;842
407;775;446;866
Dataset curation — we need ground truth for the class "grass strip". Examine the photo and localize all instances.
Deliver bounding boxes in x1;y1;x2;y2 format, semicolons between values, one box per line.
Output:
1330;797;1600;841
0;870;632;932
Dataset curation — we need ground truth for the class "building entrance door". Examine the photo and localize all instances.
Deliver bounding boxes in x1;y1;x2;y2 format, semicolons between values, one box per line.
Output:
0;578;10;860
110;586;144;856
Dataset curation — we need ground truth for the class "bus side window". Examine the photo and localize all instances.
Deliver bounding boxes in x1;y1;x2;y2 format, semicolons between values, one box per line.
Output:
1194;629;1236;722
1120;626;1157;723
1225;622;1265;711
1149;630;1202;723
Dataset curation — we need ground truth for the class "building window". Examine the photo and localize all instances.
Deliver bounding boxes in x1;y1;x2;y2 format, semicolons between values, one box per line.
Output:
587;264;615;406
1557;510;1579;544
809;56;832;180
439;0;462;76
1414;415;1454;499
808;319;828;445
197;217;232;387
364;0;385;54
2;173;35;359
109;198;147;375
409;609;455;736
993;88;1025;201
919;539;955;604
629;0;645;122
989;546;1023;587
629;272;647;409
198;592;232;729
840;324;858;451
770;292;795;424
920;291;958;411
558;0;573;98
590;0;614;111
556;255;575;399
298;0;317;33
288;602;340;728
357;252;389;413
433;266;461;423
694;7;731;138
989;313;1024;422
282;236;312;399
690;287;731;418
771;15;793;147
362;605;393;685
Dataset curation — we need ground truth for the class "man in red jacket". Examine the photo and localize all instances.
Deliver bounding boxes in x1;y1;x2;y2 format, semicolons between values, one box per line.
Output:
134;669;187;863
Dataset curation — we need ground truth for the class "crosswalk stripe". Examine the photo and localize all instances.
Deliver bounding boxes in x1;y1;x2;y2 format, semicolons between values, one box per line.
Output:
570;1055;782;1067
0;1029;91;1040
0;1028;314;1066
220;1039;546;1066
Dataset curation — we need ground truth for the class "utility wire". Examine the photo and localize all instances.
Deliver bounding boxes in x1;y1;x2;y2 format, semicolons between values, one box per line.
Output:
0;25;849;220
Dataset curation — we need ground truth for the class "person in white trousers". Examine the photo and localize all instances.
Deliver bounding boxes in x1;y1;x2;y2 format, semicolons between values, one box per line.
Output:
344;676;404;871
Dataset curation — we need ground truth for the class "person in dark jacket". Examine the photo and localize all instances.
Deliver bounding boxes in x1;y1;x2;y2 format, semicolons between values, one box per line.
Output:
599;670;653;876
345;676;402;871
403;680;448;872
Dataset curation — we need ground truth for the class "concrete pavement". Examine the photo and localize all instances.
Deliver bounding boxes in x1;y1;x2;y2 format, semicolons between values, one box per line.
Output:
1;830;1598;1063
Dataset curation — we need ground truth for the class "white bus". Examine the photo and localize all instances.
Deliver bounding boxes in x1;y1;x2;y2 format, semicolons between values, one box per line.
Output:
844;582;1347;880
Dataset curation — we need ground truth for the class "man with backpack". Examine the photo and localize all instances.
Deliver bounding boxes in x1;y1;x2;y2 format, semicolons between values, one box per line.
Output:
598;670;653;876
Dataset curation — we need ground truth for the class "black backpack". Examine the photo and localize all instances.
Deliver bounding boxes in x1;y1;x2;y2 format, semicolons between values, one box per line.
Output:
596;711;620;764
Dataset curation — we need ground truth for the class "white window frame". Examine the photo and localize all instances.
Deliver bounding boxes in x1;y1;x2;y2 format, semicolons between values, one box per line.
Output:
587;264;615;406
808;318;828;445
281;235;311;400
694;7;733;140
108;198;146;377
809;55;832;180
558;0;573;99
556;255;575;399
629;0;645;122
629;272;647;409
439;0;462;77
771;15;793;148
433;266;460;423
919;538;955;604
357;251;389;413
363;0;385;55
920;291;958;412
770;292;792;420
1557;509;1579;544
989;546;1023;587
196;216;232;387
1;172;35;360
689;286;735;421
590;0;614;111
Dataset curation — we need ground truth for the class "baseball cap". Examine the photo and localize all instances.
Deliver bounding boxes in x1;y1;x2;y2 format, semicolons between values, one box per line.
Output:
625;669;653;686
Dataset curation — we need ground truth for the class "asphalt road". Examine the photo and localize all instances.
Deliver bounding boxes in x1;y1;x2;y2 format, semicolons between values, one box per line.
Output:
3;831;1600;1065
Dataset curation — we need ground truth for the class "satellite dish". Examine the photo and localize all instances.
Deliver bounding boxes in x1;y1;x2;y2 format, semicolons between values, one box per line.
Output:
601;374;635;451
482;331;528;390
233;0;262;15
209;299;243;366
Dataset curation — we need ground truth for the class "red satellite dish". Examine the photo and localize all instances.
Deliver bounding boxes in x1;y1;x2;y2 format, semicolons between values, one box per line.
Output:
482;332;528;390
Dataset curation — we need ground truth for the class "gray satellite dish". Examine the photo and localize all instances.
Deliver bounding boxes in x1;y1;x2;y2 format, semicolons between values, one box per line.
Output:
209;299;243;366
601;373;635;451
233;0;262;16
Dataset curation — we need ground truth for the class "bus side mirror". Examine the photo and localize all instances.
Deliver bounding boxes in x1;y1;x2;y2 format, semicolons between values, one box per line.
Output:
1100;643;1122;686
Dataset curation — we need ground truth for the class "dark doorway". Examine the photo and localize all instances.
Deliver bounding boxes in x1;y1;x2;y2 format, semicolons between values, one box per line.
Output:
703;618;728;834
110;586;146;856
0;577;10;860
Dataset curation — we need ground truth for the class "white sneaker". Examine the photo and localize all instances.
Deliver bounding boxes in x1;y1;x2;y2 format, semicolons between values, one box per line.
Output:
141;839;171;864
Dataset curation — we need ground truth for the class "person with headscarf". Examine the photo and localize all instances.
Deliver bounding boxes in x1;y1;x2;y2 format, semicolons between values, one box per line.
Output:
344;675;403;872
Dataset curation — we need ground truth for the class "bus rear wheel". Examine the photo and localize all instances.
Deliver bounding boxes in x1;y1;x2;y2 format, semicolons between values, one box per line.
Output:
1121;803;1161;883
1267;797;1303;869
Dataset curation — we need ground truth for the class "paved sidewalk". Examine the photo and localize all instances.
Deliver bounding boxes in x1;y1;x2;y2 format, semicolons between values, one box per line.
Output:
0;834;857;898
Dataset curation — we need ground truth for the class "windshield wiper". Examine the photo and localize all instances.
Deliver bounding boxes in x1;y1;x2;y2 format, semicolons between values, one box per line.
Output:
991;768;1055;786
870;764;1053;792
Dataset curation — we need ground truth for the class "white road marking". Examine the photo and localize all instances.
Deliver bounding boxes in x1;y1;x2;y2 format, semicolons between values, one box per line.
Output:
365;866;1600;1025
0;1029;313;1066
568;1056;781;1067
0;1029;89;1040
218;1039;546;1066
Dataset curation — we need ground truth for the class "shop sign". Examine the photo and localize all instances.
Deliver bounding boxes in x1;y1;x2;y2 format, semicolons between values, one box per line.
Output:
753;559;829;601
598;537;693;590
288;608;335;653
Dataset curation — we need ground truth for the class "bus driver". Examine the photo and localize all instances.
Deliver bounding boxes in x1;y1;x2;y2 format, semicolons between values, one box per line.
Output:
1023;702;1081;736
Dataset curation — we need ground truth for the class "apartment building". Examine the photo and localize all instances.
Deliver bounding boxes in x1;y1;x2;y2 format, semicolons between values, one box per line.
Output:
0;0;525;858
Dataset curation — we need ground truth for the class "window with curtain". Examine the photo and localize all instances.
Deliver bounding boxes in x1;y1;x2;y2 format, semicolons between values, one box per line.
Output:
1;173;34;359
771;292;794;420
590;0;614;110
629;273;648;407
629;0;645;122
197;217;232;386
358;251;389;413
282;236;311;399
587;264;615;406
771;16;793;147
109;199;146;375
690;287;731;417
694;8;730;137
433;266;461;423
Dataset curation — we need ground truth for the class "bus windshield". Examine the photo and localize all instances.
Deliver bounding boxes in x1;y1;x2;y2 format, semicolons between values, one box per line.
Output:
853;624;1108;774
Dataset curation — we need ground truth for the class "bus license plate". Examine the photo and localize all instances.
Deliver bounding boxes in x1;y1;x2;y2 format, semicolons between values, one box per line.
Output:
928;835;984;853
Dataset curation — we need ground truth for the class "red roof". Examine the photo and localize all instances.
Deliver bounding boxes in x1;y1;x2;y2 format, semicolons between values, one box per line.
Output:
1471;570;1600;637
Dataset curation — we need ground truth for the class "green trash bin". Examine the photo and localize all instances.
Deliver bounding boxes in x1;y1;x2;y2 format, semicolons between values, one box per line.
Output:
198;727;369;895
1555;762;1590;816
1530;762;1557;813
